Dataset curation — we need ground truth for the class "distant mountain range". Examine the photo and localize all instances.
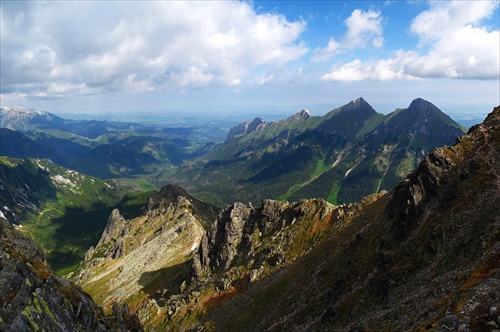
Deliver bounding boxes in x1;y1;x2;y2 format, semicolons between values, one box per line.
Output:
164;98;467;206
0;106;215;179
0;98;468;275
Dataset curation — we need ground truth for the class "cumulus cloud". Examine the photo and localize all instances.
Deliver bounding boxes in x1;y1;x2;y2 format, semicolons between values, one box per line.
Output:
322;0;499;81
405;1;499;79
311;38;341;63
311;9;383;63
410;1;498;44
0;1;308;99
321;51;416;81
342;9;384;49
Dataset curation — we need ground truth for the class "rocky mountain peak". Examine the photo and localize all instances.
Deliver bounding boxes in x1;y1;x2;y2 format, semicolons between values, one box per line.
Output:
338;96;376;116
0;106;64;131
226;117;270;140
287;109;311;121
351;96;369;105
408;97;437;111
143;184;191;214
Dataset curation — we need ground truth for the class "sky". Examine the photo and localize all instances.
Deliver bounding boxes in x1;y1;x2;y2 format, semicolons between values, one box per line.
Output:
1;0;499;121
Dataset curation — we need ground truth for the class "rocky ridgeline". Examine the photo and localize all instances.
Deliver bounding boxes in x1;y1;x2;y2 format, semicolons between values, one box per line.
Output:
70;185;218;329
155;192;385;329
70;178;384;330
192;195;382;281
226;117;271;140
0;217;142;331
288;106;500;331
66;107;499;331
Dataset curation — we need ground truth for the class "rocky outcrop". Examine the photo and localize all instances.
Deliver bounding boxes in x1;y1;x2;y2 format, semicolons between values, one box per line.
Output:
0;217;142;331
189;193;384;291
71;184;218;330
286;109;311;121
226;117;271;140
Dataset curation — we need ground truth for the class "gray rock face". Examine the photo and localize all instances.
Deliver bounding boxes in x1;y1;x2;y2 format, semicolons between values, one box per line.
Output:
192;196;368;281
207;202;253;271
226;117;271;140
0;218;142;331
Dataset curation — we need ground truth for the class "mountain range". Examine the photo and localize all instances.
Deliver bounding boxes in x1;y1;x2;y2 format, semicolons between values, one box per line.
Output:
66;104;499;331
0;99;496;332
0;98;468;277
164;98;466;207
0;106;215;179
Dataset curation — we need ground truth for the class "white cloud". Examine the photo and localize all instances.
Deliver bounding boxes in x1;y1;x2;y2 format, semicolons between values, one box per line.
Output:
322;0;499;81
405;1;500;79
0;1;308;100
311;9;383;63
405;25;499;79
311;38;340;62
410;1;498;44
321;51;416;81
342;9;384;49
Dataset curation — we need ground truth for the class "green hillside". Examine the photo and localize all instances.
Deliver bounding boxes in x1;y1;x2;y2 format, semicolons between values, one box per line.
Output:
0;156;149;275
164;98;466;207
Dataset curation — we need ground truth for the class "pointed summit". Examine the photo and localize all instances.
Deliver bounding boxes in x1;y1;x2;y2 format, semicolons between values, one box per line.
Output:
317;97;382;137
288;109;311;121
403;98;464;131
341;97;376;115
350;97;369;106
407;98;439;112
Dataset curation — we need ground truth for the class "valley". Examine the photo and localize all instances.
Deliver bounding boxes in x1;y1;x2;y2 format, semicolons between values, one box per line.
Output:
0;98;469;275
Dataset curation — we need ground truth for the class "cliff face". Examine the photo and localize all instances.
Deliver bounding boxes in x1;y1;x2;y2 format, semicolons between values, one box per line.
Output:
0;218;142;332
192;196;382;281
162;193;386;330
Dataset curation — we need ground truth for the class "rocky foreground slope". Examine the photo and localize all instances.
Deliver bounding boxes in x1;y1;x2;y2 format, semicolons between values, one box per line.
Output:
0;217;142;331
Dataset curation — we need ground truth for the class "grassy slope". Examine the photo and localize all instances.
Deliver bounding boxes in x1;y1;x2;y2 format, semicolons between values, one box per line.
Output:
0;156;152;275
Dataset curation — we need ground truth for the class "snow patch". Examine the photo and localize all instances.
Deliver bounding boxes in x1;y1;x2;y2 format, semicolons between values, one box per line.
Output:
345;167;355;177
51;174;76;187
